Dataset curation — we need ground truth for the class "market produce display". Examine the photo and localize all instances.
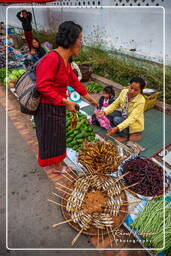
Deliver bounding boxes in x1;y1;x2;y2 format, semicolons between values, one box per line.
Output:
61;174;128;237
85;81;103;93
119;156;169;197
1;68;25;88
78;141;122;174
0;68;6;82
66;111;96;151
131;199;171;252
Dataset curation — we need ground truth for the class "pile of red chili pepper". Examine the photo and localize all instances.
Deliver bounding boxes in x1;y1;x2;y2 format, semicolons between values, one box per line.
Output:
121;157;166;197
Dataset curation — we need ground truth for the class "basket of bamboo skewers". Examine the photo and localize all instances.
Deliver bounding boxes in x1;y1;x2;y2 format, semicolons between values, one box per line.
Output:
78;141;123;174
48;166;141;246
60;174;128;237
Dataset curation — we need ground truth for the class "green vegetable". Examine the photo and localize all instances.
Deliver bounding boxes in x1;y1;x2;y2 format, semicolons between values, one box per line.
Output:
85;81;103;93
66;111;95;151
131;199;171;252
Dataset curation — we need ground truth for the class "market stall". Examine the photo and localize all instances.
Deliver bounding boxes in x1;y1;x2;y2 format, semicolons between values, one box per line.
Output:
1;53;170;254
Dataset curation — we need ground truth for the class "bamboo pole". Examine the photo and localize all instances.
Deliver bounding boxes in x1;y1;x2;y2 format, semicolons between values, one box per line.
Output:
61;173;73;183
106;227;113;248
110;226;118;245
114;172;129;182
67;167;79;177
55;182;73;192
52;192;66;201
52;219;72;228
122;182;139;190
64;171;77;181
48;199;66;208
101;231;105;248
97;228;100;247
71;228;84;246
55;186;71;196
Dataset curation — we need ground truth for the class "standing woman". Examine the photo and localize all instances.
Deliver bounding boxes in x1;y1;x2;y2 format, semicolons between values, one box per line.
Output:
17;10;32;51
35;21;98;173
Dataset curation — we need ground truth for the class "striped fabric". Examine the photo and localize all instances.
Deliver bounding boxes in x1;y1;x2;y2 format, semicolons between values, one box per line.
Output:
34;103;66;167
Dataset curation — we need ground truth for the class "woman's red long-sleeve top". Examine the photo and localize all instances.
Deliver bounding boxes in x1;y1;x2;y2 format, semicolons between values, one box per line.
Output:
36;51;87;105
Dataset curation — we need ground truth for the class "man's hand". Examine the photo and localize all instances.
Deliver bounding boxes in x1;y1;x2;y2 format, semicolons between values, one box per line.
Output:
106;127;118;136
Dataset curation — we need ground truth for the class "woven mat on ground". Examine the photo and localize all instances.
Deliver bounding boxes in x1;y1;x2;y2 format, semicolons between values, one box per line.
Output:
81;106;171;159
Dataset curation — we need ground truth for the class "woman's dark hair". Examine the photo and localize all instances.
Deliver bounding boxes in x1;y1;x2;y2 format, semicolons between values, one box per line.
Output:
22;10;28;14
56;21;82;49
103;86;115;97
130;77;146;93
32;37;41;49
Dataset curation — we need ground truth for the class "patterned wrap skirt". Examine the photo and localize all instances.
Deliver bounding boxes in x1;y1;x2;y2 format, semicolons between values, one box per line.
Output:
34;103;66;167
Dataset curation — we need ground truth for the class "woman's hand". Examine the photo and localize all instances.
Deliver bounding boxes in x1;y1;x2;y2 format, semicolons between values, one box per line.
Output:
89;98;99;107
106;127;118;136
62;99;78;113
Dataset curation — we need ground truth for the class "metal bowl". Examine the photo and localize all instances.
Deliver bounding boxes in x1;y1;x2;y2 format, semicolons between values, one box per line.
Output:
143;88;157;95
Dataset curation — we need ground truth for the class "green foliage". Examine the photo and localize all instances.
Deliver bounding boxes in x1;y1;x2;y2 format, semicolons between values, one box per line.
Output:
76;46;171;104
32;29;57;48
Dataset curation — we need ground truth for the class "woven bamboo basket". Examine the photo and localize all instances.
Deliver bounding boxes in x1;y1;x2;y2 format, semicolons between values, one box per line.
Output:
61;174;128;236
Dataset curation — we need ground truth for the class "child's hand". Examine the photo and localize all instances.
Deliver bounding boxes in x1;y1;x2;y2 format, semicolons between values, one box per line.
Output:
107;127;118;136
96;110;105;117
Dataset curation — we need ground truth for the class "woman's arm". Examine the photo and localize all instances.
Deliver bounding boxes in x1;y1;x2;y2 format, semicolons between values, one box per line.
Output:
27;12;32;23
69;66;98;107
16;11;23;22
69;66;87;96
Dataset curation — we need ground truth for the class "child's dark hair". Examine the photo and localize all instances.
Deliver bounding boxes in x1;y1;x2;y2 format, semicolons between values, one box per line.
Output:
103;86;115;97
130;77;146;94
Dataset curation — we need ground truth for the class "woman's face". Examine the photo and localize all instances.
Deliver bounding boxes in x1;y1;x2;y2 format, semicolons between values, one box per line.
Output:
128;82;141;98
71;32;82;56
32;39;39;49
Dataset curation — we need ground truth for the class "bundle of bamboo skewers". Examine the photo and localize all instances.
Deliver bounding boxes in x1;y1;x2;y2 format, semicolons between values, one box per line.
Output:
78;141;123;174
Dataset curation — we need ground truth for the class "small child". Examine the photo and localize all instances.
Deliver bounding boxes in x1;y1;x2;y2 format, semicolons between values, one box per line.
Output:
90;86;115;129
